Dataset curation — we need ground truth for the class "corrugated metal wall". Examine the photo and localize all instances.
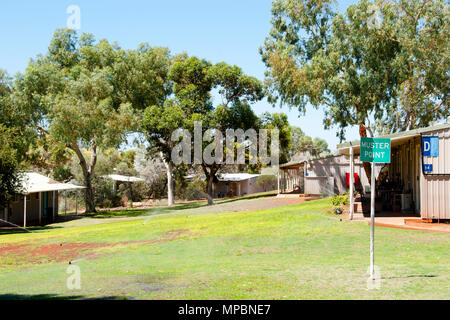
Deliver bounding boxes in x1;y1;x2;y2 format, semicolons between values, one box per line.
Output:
420;127;450;219
307;155;382;195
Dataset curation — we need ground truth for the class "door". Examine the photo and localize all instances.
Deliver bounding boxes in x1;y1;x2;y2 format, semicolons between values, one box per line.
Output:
43;192;48;217
415;144;421;213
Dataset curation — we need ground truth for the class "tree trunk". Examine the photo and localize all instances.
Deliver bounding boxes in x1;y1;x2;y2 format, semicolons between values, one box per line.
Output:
202;164;216;205
84;173;96;213
359;124;372;182
206;174;214;205
70;142;97;213
162;154;174;206
166;163;174;206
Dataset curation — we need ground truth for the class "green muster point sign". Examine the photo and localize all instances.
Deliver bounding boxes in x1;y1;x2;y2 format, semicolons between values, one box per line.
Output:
360;137;391;163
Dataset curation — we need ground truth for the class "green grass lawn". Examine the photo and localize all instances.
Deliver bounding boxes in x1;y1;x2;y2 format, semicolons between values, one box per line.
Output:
0;198;448;300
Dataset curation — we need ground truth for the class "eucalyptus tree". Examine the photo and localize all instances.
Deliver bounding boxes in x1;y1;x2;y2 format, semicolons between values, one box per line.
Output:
141;55;213;206
289;126;329;161
0;70;35;208
371;0;449;132
15;29;166;212
199;62;264;204
261;0;448;179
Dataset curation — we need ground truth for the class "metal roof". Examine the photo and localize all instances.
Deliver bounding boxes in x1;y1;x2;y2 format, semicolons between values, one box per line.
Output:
337;122;450;156
217;173;261;182
20;172;85;194
185;173;261;182
279;161;305;169
102;174;145;183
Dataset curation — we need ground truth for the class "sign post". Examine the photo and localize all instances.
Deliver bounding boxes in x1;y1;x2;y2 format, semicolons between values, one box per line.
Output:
360;137;391;280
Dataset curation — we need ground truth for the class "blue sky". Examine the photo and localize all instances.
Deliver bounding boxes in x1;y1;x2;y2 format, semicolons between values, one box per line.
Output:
0;0;360;150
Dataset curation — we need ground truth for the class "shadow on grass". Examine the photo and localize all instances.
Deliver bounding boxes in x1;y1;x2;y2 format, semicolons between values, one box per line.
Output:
382;274;437;279
0;225;63;235
83;201;208;219
80;191;278;219
0;293;125;300
215;191;277;205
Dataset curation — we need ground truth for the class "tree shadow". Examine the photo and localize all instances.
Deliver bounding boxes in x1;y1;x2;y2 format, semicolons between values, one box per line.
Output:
215;192;277;205
83;201;208;219
0;293;125;300
79;192;277;219
0;225;63;235
382;274;437;279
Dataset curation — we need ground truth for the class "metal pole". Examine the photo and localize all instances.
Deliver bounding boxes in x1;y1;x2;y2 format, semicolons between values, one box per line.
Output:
75;191;78;215
370;162;376;280
64;192;67;215
39;192;42;225
277;169;280;194
4;206;7;222
53;191;56;221
349;147;355;220
23;195;27;228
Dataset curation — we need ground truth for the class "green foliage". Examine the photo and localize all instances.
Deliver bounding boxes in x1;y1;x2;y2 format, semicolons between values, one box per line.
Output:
256;175;277;192
0;70;34;207
290;126;330;160
52;166;73;182
129;181;151;202
179;177;207;201
15;28;172;212
330;193;349;214
259;112;291;164
93;176;121;208
141;54;265;204
262;0;449;139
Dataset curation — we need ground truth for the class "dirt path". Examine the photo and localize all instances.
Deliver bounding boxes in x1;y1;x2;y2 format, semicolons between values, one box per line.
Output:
180;196;309;216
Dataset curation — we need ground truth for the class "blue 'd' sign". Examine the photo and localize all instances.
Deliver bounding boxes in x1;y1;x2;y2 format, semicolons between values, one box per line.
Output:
422;136;439;157
423;164;433;173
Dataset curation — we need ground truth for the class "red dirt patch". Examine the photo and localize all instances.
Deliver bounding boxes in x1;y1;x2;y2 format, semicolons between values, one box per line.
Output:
0;242;112;264
0;229;193;266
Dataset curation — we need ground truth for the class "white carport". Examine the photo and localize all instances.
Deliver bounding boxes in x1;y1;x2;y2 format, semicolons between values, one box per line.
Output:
14;172;85;227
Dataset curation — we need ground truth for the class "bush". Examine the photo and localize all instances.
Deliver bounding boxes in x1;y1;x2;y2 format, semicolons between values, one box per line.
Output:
102;199;113;209
181;177;207;201
256;175;277;191
130;181;151;202
93;176;121;207
330;193;349;214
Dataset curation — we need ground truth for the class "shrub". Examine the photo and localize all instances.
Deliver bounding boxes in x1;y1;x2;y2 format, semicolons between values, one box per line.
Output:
181;177;207;201
93;176;121;207
102;199;113;209
256;175;277;191
330;193;349;214
130;181;151;202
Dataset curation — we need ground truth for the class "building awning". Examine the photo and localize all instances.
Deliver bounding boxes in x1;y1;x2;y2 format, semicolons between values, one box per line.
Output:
279;162;305;170
102;174;145;183
217;173;260;182
185;173;261;182
20;172;85;194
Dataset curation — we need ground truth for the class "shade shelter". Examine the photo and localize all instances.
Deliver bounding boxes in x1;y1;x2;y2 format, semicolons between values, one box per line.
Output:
277;162;305;194
1;172;85;227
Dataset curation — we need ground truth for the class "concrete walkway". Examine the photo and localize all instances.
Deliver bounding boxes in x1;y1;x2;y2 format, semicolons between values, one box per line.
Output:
344;212;450;233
